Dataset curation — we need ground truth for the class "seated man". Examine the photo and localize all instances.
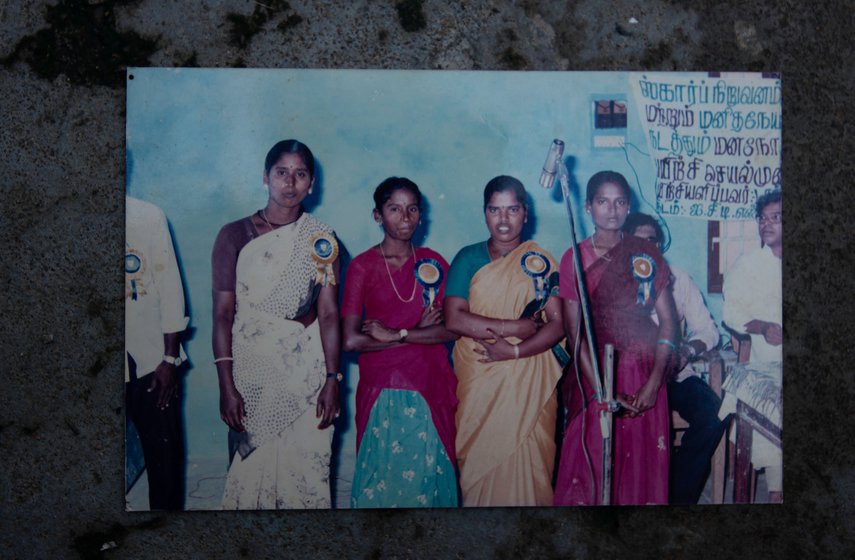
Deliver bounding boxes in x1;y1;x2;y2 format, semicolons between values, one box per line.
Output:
723;190;783;363
722;189;783;502
624;213;725;504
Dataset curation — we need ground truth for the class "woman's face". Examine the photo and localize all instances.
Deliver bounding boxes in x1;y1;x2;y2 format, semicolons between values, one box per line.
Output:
375;188;420;243
263;152;314;210
586;182;629;232
484;190;526;244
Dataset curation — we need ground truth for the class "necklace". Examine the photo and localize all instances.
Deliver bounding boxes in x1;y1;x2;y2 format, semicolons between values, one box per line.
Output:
592;231;622;261
259;209;302;231
379;242;418;303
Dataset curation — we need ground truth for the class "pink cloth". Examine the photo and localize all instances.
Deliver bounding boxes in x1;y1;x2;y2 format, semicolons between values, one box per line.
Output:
341;247;458;466
554;236;671;505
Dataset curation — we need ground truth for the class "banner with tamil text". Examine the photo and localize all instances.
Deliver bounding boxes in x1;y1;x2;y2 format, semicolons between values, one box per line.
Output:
631;72;781;221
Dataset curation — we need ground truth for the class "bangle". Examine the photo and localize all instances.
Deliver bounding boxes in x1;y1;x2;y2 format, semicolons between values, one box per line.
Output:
326;372;343;382
214;357;234;364
513;344;520;359
657;339;676;351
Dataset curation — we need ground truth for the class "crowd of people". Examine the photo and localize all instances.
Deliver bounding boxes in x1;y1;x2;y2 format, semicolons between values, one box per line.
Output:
126;138;783;510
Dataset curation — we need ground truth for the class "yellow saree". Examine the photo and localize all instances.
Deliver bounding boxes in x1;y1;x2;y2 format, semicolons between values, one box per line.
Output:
453;240;562;507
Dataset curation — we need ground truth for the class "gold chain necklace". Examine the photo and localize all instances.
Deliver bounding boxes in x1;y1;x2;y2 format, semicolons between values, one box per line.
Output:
379;242;418;303
260;209;301;232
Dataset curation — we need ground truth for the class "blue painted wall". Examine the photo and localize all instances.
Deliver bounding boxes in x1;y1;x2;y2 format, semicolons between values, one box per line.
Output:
127;69;722;465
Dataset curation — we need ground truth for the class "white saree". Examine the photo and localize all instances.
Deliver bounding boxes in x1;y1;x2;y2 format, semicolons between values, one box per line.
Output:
221;214;335;509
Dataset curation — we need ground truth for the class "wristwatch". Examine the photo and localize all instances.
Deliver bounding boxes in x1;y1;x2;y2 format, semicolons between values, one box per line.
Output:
398;328;409;342
162;354;183;367
326;372;343;382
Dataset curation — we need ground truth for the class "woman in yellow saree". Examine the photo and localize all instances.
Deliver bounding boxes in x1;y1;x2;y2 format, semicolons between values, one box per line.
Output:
444;175;564;507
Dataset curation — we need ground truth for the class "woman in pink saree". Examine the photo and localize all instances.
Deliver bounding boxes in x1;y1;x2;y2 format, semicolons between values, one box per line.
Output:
342;177;459;508
554;171;677;506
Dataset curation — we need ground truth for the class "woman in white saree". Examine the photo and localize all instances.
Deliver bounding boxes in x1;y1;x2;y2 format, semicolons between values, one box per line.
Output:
212;139;341;509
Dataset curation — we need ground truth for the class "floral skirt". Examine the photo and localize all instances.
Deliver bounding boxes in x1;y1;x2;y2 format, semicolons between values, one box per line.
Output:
351;389;458;508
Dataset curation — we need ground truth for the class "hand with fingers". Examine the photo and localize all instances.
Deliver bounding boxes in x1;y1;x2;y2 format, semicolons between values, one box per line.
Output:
316;378;340;429
219;384;246;432
149;361;178;410
417;304;443;328
473;328;518;363
362;319;398;342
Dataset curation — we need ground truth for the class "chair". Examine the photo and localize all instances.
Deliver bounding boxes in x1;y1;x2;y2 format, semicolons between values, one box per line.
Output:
720;322;776;504
723;322;752;364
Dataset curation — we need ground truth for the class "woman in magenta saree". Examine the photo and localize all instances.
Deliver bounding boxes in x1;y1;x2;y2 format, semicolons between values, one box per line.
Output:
554;171;677;506
342;178;459;508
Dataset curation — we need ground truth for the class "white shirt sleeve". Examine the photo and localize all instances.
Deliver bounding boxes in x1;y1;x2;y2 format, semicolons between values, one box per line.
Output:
150;206;189;335
672;266;720;352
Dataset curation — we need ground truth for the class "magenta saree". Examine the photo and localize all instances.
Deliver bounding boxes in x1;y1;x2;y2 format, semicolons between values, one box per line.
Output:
554;236;671;505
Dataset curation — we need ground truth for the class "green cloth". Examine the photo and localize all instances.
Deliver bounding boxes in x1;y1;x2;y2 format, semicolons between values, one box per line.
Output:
445;241;490;300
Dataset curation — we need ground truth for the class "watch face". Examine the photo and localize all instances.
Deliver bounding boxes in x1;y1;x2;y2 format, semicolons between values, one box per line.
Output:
164;355;182;366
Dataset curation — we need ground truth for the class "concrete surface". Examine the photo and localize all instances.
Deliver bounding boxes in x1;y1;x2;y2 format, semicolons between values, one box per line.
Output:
0;0;852;558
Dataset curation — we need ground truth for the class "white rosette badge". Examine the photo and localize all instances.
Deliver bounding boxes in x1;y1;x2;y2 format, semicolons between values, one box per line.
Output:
125;249;145;300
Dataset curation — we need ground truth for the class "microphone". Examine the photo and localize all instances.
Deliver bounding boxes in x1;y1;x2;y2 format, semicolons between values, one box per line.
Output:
538;139;564;189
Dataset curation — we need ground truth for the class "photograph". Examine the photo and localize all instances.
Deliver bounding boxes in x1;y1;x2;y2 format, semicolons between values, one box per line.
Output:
124;68;782;510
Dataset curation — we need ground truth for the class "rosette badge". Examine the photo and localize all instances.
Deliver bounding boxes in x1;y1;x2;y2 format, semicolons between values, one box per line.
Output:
309;231;339;287
631;253;656;304
520;251;551;301
125;250;145;300
414;258;444;308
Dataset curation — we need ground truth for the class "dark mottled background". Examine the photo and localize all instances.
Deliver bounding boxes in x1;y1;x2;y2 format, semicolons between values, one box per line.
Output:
1;0;852;558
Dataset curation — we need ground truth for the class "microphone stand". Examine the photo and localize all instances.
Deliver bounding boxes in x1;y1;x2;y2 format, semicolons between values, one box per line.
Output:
554;153;616;506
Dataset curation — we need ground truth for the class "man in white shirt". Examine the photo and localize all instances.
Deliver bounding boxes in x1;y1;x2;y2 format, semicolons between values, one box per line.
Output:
721;190;783;502
723;191;783;363
625;213;726;504
126;196;189;510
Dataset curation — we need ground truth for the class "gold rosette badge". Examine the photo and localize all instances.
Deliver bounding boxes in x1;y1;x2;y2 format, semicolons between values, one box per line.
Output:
309;231;339;286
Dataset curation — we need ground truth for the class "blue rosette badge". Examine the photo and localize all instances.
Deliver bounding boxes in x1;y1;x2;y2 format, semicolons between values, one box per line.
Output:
520;251;551;301
414;258;444;308
308;231;339;287
631;253;656;304
125;250;145;300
